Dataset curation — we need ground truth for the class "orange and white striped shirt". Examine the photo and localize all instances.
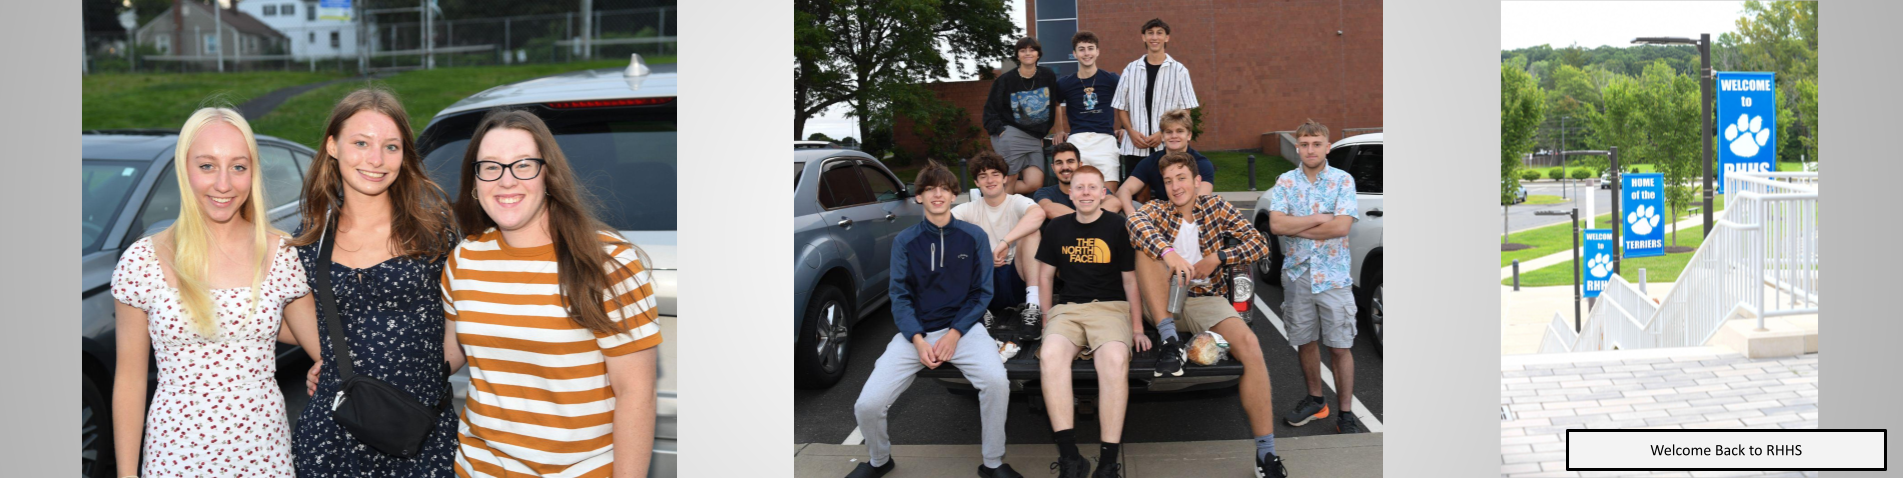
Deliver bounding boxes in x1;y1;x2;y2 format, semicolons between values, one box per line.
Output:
442;228;662;478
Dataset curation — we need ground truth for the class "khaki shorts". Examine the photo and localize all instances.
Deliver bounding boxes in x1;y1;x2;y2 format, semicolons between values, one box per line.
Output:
1139;286;1246;336
1044;301;1136;354
1282;275;1357;348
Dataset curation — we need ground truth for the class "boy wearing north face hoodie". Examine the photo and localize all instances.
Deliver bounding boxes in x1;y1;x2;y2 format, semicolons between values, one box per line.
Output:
847;162;1023;478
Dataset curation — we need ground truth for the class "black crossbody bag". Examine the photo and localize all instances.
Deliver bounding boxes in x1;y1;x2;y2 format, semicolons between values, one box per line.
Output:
314;214;450;457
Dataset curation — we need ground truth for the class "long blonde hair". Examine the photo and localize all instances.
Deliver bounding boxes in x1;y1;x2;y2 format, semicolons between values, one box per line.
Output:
168;107;276;339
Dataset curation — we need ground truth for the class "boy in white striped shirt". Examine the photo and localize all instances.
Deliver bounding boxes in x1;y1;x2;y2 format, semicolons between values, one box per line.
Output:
1112;18;1199;179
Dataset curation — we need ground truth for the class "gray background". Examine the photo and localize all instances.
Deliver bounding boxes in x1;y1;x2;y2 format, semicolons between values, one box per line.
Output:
11;0;1900;475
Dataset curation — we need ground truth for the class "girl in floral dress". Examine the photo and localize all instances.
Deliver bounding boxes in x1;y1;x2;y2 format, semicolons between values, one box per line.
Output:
110;107;308;477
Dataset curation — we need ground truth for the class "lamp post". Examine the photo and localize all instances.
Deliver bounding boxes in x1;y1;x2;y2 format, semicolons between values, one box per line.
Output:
1633;34;1712;238
1536;208;1581;332
1561;116;1570;200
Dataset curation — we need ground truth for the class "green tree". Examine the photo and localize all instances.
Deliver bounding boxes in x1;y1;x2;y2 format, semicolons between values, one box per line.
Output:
1637;62;1702;247
1502;63;1547;204
1590;76;1647;173
793;0;1017;160
806;132;834;142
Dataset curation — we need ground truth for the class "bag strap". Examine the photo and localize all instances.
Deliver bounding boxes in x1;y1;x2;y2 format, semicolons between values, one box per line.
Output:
314;210;358;381
317;210;455;412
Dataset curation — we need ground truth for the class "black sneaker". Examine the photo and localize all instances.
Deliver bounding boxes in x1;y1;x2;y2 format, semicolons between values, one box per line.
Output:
1283;396;1330;426
1048;455;1089;478
1336;410;1367;434
1152;335;1186;377
845;459;894;478
1255;452;1287;478
1090;460;1122;478
978;463;1024;478
1020;303;1042;329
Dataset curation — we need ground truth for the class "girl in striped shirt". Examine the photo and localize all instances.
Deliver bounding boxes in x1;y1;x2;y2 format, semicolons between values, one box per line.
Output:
442;109;663;478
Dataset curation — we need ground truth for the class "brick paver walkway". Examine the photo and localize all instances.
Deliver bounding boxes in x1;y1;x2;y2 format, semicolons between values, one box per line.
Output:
1500;348;1818;477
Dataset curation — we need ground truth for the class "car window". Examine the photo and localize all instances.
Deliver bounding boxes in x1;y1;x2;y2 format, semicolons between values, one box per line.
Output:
817;159;874;209
794;161;805;190
82;161;147;252
1344;144;1380;195
127;166;182;247
258;145;304;210
420;105;678;231
292;150;313;175
858;163;903;202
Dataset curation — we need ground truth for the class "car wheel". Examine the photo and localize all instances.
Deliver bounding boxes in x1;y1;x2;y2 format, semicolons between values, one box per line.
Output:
1254;223;1283;288
84;376;114;478
795;285;853;389
1356;269;1383;354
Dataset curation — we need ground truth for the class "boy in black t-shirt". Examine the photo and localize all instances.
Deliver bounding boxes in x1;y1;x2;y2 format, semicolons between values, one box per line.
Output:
1033;164;1144;478
1035;142;1124;218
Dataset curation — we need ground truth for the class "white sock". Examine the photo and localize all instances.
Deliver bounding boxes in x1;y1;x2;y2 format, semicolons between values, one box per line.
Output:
1025;286;1040;307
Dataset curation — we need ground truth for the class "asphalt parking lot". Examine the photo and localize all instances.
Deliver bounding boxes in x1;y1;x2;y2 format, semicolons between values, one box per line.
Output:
791;271;1384;447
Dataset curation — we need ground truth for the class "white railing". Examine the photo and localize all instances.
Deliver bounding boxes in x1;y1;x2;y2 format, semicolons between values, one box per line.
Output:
1538;172;1817;353
1541;311;1577;353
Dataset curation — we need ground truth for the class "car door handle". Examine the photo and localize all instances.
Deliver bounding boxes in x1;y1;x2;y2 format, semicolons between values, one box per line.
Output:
1367;209;1384;217
837;218;853;228
884;212;897;221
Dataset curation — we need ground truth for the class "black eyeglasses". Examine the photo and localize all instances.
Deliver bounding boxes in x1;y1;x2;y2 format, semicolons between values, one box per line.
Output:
473;158;546;181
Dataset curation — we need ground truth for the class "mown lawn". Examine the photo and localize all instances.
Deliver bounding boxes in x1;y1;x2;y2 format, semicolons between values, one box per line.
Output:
1500;194;1724;268
1505;223;1707;287
251;57;673;150
83;71;348;130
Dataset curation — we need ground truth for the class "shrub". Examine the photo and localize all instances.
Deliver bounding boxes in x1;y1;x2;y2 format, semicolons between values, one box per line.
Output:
1548;168;1568;181
1571;168;1592;180
1521;170;1542;181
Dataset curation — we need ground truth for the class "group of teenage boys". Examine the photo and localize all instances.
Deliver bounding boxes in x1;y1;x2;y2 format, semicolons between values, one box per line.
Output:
847;18;1365;478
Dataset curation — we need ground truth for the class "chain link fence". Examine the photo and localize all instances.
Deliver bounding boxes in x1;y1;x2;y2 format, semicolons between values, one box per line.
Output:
84;7;674;74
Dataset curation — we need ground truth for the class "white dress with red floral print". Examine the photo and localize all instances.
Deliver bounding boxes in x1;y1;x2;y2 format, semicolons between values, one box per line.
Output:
110;236;309;477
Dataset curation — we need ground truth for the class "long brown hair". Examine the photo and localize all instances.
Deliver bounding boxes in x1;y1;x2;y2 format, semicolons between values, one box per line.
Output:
289;87;452;257
452;109;636;335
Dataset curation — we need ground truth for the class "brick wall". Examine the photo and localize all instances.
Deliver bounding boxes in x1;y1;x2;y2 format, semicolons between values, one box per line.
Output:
895;0;1383;157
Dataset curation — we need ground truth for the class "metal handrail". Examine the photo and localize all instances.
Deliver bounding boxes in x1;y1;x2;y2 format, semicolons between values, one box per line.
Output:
1539;172;1817;353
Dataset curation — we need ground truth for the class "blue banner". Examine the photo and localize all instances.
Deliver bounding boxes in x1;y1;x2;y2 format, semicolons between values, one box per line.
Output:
319;0;352;21
1622;173;1665;258
1583;228;1614;298
1716;71;1776;194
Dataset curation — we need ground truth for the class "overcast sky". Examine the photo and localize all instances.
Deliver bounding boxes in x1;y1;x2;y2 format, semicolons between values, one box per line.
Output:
1501;1;1746;51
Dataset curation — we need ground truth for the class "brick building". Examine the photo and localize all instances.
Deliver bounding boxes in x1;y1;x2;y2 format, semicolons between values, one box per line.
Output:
894;0;1382;159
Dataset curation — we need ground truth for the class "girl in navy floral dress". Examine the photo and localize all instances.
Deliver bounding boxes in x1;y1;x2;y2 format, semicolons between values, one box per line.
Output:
281;88;461;477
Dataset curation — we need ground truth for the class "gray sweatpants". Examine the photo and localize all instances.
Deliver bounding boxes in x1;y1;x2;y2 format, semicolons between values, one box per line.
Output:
854;325;1010;468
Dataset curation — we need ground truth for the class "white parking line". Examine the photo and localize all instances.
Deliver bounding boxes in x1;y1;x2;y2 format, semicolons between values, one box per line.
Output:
1254;295;1384;433
843;426;864;445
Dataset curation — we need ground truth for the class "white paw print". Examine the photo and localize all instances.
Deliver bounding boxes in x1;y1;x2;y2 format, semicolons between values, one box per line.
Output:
1587;253;1613;279
1724;113;1771;158
1627;204;1661;236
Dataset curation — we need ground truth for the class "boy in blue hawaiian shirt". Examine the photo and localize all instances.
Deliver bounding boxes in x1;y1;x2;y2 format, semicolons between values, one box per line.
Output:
1266;119;1366;435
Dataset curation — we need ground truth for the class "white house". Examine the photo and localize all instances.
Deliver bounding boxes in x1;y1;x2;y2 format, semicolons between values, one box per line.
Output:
235;0;359;59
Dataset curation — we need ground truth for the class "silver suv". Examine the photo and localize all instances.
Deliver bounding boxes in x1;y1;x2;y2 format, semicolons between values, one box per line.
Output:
416;55;678;477
1254;132;1383;349
792;148;922;388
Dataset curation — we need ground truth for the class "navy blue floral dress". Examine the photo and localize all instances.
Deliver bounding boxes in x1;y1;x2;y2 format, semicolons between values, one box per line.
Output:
292;232;458;477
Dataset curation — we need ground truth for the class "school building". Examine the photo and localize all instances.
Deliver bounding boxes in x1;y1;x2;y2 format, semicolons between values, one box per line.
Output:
893;0;1382;159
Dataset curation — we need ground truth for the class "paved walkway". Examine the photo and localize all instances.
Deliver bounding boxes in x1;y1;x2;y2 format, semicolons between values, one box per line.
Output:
234;75;379;120
796;433;1382;477
1500;347;1818;477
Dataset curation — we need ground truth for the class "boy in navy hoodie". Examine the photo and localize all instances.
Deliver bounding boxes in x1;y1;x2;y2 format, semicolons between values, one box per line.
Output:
847;162;1022;478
